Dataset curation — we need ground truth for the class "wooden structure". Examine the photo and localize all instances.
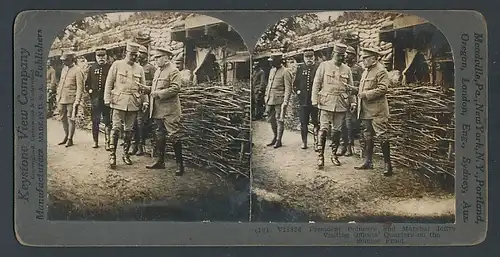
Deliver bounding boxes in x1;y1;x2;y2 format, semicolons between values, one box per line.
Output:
379;14;454;89
171;15;250;84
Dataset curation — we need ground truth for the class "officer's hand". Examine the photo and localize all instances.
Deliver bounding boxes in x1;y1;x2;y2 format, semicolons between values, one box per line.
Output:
150;91;159;99
142;103;149;111
350;103;357;113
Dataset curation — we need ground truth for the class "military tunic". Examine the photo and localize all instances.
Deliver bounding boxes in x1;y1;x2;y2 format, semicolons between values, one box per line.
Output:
264;66;293;122
311;60;354;132
104;59;147;132
293;62;320;129
56;64;84;120
86;62;112;126
357;62;390;140
149;63;182;138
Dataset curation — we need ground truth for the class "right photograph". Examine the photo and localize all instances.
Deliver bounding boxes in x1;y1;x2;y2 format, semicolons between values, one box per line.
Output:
251;11;456;223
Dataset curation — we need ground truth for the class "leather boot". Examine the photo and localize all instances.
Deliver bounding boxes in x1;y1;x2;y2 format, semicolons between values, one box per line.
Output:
122;131;133;165
300;127;308;149
174;140;185;176
355;137;374;170
146;136;165;169
136;143;145;156
330;131;341;166
344;144;353;157
109;131;118;169
267;123;278;147
344;125;354;156
317;130;327;169
105;126;112;151
58;137;68;145
274;121;284;148
313;126;319;152
382;141;393;176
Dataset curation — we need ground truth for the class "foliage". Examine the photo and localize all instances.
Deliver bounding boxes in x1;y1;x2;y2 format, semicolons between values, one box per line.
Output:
57;14;110;41
255;13;321;52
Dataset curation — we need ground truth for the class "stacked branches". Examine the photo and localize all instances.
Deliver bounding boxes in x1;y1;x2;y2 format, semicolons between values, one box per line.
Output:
74;81;251;179
379;83;455;180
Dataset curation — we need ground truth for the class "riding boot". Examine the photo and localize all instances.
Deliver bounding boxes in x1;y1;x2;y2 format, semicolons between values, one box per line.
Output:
344;125;354;156
146;136;165;169
300;127;308;149
382;141;393;176
355;137;374;170
266;122;278;146
104;126;112;151
317;130;327;169
129;131;139;155
330;131;341;166
274;121;284;148
92;120;99;148
122;131;133;165
109;131;118;169
173;140;185;176
313;126;319;152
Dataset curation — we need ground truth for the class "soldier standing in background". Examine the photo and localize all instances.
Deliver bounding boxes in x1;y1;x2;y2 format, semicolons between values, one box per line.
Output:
293;48;320;150
145;47;185;176
85;48;112;150
264;53;293;149
104;42;148;169
354;48;393;176
56;52;84;147
252;62;266;121
338;45;364;157
311;43;355;169
130;45;156;156
46;59;57;118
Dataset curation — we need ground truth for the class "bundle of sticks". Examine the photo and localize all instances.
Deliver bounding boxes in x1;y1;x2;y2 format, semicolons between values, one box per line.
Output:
380;84;455;179
76;81;251;179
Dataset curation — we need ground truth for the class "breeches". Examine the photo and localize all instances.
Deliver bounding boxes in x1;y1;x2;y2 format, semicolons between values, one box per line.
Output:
298;105;319;128
112;109;138;133
319;110;346;132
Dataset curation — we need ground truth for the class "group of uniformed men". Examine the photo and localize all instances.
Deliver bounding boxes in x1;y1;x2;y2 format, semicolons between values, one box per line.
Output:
47;42;185;176
255;43;393;176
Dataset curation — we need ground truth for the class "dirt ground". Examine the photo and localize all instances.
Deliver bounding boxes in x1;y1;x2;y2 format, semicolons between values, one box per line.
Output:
251;120;455;223
46;118;250;221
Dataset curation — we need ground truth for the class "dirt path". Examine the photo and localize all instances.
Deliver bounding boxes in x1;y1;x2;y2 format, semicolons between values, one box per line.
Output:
251;120;455;222
47;118;249;221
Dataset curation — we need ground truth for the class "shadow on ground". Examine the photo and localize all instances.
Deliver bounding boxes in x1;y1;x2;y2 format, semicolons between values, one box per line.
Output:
49;179;251;222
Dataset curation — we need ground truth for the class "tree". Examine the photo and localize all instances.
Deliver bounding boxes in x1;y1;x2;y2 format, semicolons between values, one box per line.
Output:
57;14;110;41
255;13;321;52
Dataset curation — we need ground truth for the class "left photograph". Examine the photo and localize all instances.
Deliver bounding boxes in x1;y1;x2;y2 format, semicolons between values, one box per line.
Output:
46;12;251;221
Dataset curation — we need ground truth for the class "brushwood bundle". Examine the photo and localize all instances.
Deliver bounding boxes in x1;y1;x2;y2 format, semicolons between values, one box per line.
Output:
379;83;455;180
74;81;251;179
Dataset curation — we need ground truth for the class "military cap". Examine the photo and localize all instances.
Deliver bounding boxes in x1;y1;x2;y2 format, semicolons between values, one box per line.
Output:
152;47;174;58
346;46;356;54
333;43;348;54
60;51;75;60
302;48;315;57
126;42;141;53
361;47;381;58
139;45;148;54
95;48;107;56
267;52;283;61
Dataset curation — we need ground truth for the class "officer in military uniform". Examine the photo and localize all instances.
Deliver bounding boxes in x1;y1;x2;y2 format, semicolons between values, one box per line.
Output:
85;48;112;149
311;43;355;168
293;48;320;150
130;45;156;156
338;45;364;156
264;53;293;149
145;47;184;176
104;42;148;169
46;59;57;118
354;47;393;176
252;61;266;120
56;51;85;147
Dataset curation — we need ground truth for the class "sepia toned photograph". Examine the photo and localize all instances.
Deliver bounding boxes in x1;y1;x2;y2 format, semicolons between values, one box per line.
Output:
46;12;251;221
251;11;456;223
